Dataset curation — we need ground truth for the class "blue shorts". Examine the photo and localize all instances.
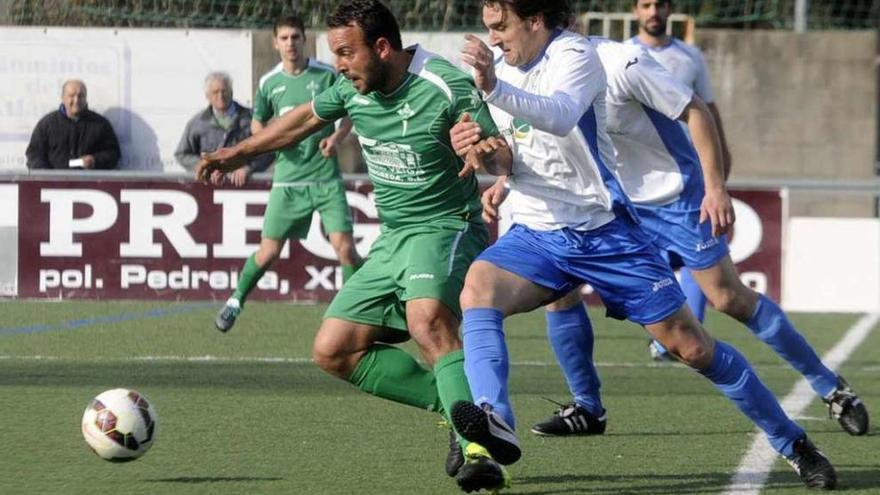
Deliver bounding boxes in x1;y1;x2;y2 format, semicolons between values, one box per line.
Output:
477;217;686;325
633;205;730;270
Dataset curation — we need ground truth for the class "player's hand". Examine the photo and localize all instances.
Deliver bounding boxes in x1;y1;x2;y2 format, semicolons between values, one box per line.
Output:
700;187;735;237
451;113;482;157
229;167;249;187
461;34;497;94
81;155;96;169
481;177;509;224
458;136;508;178
319;136;338;158
195;147;246;184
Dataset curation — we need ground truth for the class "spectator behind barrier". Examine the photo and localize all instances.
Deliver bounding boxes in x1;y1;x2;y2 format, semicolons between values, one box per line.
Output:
26;80;121;170
175;72;273;185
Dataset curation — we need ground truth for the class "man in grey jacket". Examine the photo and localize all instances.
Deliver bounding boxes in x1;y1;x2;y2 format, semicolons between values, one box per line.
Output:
175;72;272;184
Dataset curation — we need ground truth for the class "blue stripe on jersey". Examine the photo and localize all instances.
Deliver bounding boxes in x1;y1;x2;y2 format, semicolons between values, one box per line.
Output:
641;104;704;207
577;106;638;220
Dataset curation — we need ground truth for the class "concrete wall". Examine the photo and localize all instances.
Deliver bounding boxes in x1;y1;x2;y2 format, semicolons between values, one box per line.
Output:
696;30;878;217
250;29;879;215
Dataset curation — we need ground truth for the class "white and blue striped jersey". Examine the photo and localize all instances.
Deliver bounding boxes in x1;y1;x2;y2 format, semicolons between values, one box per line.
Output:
625;36;714;103
485;30;631;231
590;38;703;207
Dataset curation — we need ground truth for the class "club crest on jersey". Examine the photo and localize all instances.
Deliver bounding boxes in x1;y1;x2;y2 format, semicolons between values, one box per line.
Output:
306;80;320;98
397;103;415;136
466;89;482;111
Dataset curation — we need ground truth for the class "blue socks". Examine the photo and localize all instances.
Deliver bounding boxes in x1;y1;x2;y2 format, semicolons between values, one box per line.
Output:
699;340;804;457
462;307;515;429
546;304;604;416
746;295;838;397
680;268;707;322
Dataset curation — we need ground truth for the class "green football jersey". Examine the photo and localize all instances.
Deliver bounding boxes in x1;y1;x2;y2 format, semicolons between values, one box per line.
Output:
254;59;340;183
313;45;499;228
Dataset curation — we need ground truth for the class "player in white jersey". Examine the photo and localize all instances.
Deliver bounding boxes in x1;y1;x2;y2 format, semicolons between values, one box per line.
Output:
494;35;864;442
622;3;868;438
445;1;838;489
627;0;732;343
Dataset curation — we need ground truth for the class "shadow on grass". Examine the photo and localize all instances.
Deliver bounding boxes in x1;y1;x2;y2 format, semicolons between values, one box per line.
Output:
148;476;284;484
512;465;880;494
513;471;773;494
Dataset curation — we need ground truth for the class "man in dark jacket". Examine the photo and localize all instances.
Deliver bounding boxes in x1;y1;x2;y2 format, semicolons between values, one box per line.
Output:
175;72;272;185
26;80;121;170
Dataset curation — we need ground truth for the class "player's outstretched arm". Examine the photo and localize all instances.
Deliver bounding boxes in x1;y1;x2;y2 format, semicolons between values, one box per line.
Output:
195;102;330;183
319;117;354;158
678;96;734;236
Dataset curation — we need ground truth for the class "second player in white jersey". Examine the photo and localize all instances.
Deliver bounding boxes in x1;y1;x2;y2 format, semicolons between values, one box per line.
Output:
591;38;705;207
625;36;714;102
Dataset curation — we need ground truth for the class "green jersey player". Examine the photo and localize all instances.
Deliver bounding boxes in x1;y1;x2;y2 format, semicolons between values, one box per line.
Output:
197;1;513;492
214;15;362;332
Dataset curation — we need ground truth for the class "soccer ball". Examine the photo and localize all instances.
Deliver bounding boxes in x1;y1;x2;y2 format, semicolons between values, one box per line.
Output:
81;388;158;462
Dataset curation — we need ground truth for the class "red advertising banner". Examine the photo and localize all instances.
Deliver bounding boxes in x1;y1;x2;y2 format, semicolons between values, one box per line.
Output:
6;177;782;303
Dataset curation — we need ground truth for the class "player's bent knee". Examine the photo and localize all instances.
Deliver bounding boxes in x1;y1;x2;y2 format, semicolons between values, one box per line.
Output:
312;324;356;378
460;263;498;309
711;289;753;320
408;314;461;359
664;330;714;368
256;242;282;267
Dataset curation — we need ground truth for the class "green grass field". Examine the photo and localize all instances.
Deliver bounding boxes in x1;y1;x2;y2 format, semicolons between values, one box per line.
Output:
1;300;878;494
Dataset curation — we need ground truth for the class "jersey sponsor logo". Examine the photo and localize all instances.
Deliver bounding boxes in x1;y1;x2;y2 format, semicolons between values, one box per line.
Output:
651;277;674;292
271;86;286;96
357;136;426;185
511;117;532;140
408;273;435;280
352;95;372;105
625;57;639;70
397;102;416;137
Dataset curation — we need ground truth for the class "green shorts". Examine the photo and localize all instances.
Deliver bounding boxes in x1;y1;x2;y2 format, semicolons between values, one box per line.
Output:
261;180;353;240
324;218;489;333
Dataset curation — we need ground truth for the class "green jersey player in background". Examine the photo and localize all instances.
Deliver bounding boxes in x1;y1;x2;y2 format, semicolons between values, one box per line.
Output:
197;1;514;492
214;15;362;332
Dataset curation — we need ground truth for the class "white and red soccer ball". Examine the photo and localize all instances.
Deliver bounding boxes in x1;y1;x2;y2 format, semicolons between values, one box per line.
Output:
81;388;158;462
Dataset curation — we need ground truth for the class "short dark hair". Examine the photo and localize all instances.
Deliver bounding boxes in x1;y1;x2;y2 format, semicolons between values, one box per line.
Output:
484;0;573;31
632;0;672;6
274;15;305;36
326;0;402;50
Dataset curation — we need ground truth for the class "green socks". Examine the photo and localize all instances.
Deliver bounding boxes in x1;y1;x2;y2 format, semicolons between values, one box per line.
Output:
231;253;268;305
349;347;474;450
433;350;473;418
434;350;474;450
341;262;361;283
349;344;444;412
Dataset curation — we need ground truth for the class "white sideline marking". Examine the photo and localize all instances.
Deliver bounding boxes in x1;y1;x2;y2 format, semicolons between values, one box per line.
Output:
723;312;880;495
0;354;875;376
0;354;822;372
